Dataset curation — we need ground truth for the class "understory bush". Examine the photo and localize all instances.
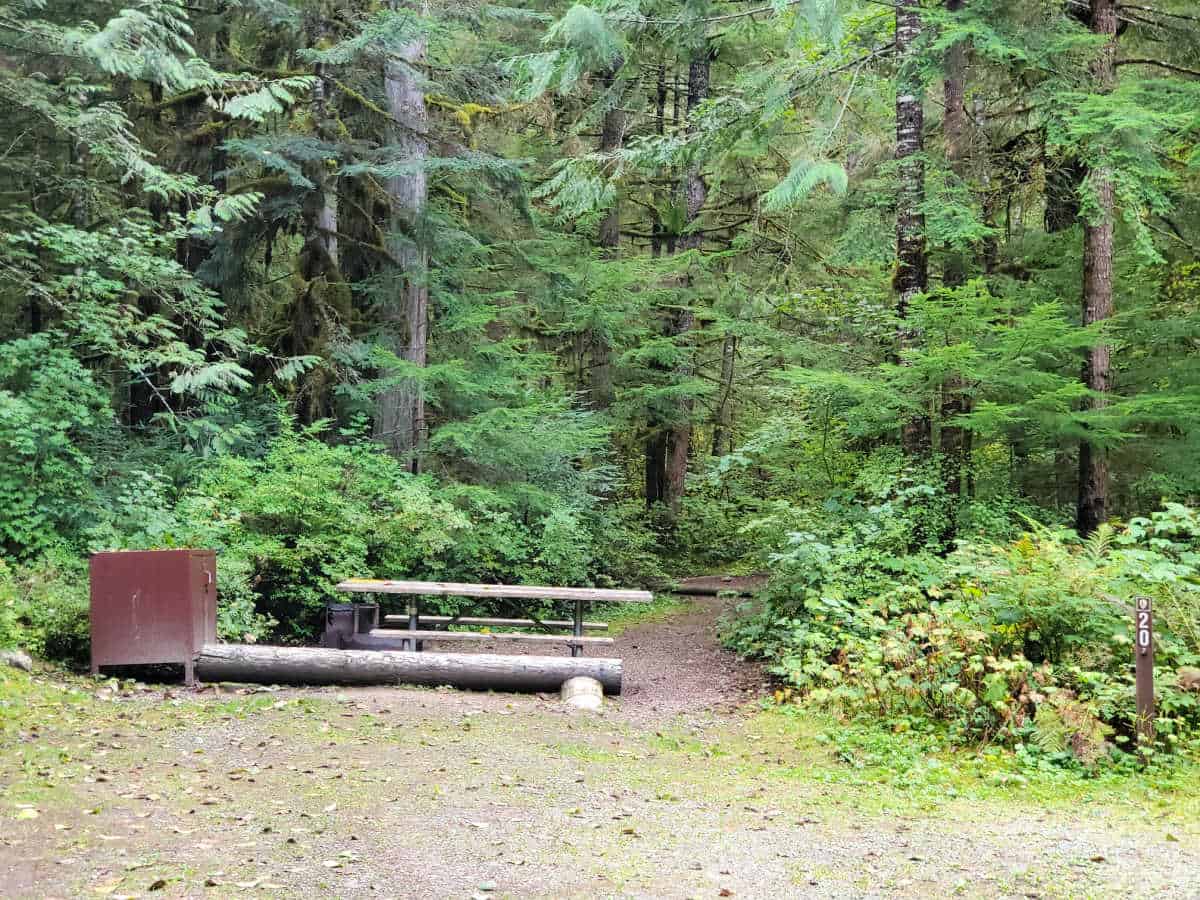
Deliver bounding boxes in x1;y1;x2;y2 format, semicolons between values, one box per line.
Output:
176;422;469;640
0;402;663;657
0;336;111;557
0;552;90;665
726;501;1200;766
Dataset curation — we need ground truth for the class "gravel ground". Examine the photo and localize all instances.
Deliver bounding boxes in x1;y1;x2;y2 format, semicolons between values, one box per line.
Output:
2;583;1198;899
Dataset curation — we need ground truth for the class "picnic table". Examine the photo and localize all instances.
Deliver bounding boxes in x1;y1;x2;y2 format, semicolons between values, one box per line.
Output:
334;579;653;656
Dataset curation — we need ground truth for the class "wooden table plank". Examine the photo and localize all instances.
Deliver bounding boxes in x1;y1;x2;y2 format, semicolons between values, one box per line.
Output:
383;615;608;630
338;579;652;603
367;629;614;645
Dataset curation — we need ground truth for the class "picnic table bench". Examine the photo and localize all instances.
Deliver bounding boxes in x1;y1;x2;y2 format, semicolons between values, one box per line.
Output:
328;579;653;657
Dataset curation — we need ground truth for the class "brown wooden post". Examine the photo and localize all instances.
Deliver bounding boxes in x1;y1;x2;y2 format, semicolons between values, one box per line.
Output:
1134;596;1155;748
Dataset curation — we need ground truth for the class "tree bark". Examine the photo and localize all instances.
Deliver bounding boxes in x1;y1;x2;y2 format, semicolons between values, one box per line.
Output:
645;48;709;515
650;62;667;259
587;63;626;410
293;12;346;423
940;0;969;503
195;643;623;695
1076;0;1117;536
711;333;736;456
941;0;968;287
597;65;625;253
374;20;429;472
645;430;667;507
661;48;710;516
895;0;930;455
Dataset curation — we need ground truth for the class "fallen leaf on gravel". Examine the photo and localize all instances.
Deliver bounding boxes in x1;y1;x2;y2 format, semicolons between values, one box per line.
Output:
1089;855;1106;863
718;890;734;897
1166;833;1180;842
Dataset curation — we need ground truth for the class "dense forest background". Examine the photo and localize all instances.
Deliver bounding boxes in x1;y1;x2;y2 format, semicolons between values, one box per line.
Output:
2;0;1199;761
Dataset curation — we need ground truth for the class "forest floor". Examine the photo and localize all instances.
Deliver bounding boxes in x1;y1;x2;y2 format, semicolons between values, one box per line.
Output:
2;582;1199;899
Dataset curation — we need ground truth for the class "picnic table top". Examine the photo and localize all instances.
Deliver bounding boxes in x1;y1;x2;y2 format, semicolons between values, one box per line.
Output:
337;579;653;604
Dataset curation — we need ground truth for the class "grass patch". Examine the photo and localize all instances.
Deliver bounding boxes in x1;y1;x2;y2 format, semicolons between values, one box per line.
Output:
595;593;695;634
739;705;1200;825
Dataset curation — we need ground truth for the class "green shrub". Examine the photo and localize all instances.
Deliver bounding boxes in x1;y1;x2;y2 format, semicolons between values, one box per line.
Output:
1;552;91;665
0;336;111;556
586;500;667;588
727;504;1200;765
0;560;17;650
177;420;468;640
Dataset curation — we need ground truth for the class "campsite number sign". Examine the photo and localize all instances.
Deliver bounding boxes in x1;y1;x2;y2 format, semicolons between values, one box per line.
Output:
1134;596;1155;744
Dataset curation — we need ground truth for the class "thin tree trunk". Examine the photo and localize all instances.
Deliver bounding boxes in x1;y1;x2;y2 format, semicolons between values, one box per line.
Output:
711;333;736;456
650;62;667;259
1076;0;1117;536
589;63;626;409
940;0;969;506
597;65;625;253
895;0;930;455
375;23;430;472
644;60;670;507
941;0;968;288
645;432;667;507
662;48;710;517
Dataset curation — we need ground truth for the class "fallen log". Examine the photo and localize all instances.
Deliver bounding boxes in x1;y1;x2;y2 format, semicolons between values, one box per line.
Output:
194;643;622;694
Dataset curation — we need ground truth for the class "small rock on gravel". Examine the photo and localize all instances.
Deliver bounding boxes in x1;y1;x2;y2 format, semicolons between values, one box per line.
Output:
0;649;32;671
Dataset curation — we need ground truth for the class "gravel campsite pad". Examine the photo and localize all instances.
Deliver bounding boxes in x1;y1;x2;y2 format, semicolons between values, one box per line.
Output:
2;587;1198;899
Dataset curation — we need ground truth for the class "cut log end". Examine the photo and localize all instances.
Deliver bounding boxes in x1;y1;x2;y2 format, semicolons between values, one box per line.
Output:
560;675;603;711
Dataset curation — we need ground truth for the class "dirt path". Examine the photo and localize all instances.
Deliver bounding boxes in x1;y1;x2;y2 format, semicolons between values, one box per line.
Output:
609;585;766;724
409;577;768;724
3;582;1199;899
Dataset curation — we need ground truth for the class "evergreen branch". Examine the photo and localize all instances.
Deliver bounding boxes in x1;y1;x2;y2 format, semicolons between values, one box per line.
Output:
602;1;804;27
1119;5;1200;24
1115;58;1200;78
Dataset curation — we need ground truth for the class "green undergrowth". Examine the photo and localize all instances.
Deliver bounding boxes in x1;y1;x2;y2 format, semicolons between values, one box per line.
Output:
596;592;694;635
751;705;1200;822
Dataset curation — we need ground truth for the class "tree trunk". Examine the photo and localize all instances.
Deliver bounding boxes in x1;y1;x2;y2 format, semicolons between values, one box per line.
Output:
588;63;626;410
940;0;969;504
597;65;625;253
645;430;667;507
1076;0;1117;537
661;48;711;517
650;62;667;259
374;24;429;472
195;643;623;694
895;0;930;455
293;14;346;423
941;0;968;287
645;48;708;515
711;333;736;456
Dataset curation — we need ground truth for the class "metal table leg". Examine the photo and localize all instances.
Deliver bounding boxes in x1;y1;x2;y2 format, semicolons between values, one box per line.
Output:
406;597;418;651
572;596;583;658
